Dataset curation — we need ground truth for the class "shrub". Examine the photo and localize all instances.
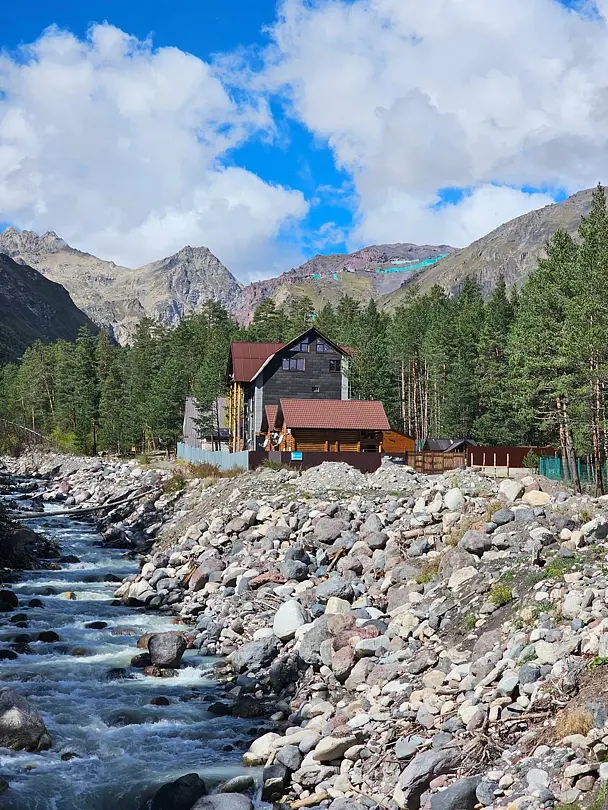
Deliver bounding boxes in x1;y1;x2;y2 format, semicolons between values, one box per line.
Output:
489;583;513;608
49;428;79;453
163;473;187;494
262;459;292;471
416;560;439;584
464;613;477;631
523;450;540;470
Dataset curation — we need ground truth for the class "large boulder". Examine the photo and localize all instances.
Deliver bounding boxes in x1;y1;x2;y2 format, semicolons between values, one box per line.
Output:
230;637;279;673
148;633;188;668
273;601;307;642
151;773;207;810
394;748;462;810
499;479;524;503
0;687;51;751
437;547;477;581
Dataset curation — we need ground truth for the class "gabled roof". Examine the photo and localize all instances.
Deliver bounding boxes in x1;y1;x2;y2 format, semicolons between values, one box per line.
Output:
227;327;349;384
228;342;284;383
261;404;279;433
276;398;390;431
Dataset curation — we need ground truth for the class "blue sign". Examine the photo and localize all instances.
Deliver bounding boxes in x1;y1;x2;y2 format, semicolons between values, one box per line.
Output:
291;452;303;461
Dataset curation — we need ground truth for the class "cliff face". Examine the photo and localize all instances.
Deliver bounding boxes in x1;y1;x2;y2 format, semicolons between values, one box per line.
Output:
0;253;99;362
385;188;595;308
0;229;242;344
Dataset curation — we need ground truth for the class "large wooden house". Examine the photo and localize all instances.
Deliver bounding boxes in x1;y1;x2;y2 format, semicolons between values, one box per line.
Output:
227;327;350;450
261;398;391;452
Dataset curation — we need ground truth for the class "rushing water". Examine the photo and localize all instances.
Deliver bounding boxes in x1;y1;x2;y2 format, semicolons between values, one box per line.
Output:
0;486;259;810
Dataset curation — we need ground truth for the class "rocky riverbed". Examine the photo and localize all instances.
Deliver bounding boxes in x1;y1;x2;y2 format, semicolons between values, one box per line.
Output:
5;453;608;810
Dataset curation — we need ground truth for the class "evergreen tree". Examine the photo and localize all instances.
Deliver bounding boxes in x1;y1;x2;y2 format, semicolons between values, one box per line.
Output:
247;299;286;342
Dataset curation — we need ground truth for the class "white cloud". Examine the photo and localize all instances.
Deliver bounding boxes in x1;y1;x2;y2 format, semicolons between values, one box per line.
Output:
263;0;608;247
0;24;308;277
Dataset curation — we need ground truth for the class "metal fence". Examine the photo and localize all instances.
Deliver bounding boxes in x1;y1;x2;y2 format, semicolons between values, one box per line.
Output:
540;456;607;487
176;443;249;471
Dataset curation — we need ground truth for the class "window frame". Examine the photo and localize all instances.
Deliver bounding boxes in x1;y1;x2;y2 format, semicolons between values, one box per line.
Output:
283;357;306;372
329;359;341;373
316;341;332;353
293;338;310;352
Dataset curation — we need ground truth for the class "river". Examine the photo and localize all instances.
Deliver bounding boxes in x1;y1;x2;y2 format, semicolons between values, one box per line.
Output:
0;481;259;810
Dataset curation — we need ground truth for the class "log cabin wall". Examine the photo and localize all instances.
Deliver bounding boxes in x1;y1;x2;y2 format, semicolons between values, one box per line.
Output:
282;429;384;452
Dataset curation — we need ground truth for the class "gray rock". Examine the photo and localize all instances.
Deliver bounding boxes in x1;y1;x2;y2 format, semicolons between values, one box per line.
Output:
314;517;349;543
315;577;354;602
364;531;388;550
492;508;514;526
151;773;207;810
458;530;491;556
471;629;502;662
219;776;255;795
0;687;51;751
148;633;187;668
230;637;279;673
476;781;499;806
298;616;332;666
276;744;303;771
397;748;462;810
519;663;541;685
395;734;426;760
499;479;524;502
361;513;383;535
279;560;309;582
430;776;481;810
192;795;253;810
437;548;477;580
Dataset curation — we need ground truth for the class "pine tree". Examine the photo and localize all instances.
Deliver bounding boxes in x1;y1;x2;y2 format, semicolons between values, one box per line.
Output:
287;295;315;338
473;276;516;444
247;299;286;342
98;352;129;453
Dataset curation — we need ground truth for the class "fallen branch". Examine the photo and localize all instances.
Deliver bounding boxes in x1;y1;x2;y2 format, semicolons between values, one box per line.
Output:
9;487;162;520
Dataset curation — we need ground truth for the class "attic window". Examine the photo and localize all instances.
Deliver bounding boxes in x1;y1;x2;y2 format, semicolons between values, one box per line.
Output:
283;358;305;372
293;338;310;352
316;341;332;353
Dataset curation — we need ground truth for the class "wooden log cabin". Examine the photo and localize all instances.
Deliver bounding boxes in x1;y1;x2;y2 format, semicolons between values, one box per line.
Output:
261;398;391;453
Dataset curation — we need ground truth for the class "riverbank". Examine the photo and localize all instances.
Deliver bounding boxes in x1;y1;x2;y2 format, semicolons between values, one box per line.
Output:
6;453;608;809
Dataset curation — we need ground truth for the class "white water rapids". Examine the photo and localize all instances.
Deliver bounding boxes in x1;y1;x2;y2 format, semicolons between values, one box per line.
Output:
0;488;261;810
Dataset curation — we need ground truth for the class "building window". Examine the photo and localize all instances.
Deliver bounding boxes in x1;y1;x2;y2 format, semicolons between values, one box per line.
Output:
293;338;310;352
329;359;341;373
312;385;320;393
316;341;332;353
283;358;306;372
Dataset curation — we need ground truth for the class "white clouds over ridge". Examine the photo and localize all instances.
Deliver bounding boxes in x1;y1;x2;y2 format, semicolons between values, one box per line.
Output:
3;3;608;275
264;0;608;247
0;24;307;277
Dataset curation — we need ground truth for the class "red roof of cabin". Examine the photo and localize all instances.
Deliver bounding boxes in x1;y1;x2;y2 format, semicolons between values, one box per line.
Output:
262;404;279;432
277;399;390;431
229;342;284;383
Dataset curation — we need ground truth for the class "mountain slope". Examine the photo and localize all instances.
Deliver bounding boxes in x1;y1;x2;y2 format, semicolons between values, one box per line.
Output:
385;188;594;308
0;254;99;362
235;243;455;321
0;229;242;344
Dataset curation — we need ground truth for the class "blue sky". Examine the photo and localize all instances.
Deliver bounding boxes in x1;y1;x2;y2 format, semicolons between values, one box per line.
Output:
0;0;606;279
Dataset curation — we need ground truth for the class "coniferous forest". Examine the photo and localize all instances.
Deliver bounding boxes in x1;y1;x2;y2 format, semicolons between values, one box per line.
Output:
3;185;608;484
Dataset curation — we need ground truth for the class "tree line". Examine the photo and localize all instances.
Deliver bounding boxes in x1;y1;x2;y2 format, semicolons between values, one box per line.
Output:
2;185;608;491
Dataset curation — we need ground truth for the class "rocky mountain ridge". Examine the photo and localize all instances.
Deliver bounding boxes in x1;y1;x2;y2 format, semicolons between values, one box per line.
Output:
386;188;595;307
0;228;243;344
0;253;99;362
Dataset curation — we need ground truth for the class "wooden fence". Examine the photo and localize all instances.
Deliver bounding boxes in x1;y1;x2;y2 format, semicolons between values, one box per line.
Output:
406;452;467;475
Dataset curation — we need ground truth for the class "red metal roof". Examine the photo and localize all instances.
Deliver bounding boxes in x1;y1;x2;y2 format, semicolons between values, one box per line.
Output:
261;404;279;432
229;342;284;383
277;399;390;431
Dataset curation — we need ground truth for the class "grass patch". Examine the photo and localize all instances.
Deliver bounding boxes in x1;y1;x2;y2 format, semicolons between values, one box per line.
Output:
489;583;513;608
464;612;477;631
555;707;594;739
527;555;580;584
589;657;608;670
261;459;292;471
416;560;439;585
175;460;245;480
